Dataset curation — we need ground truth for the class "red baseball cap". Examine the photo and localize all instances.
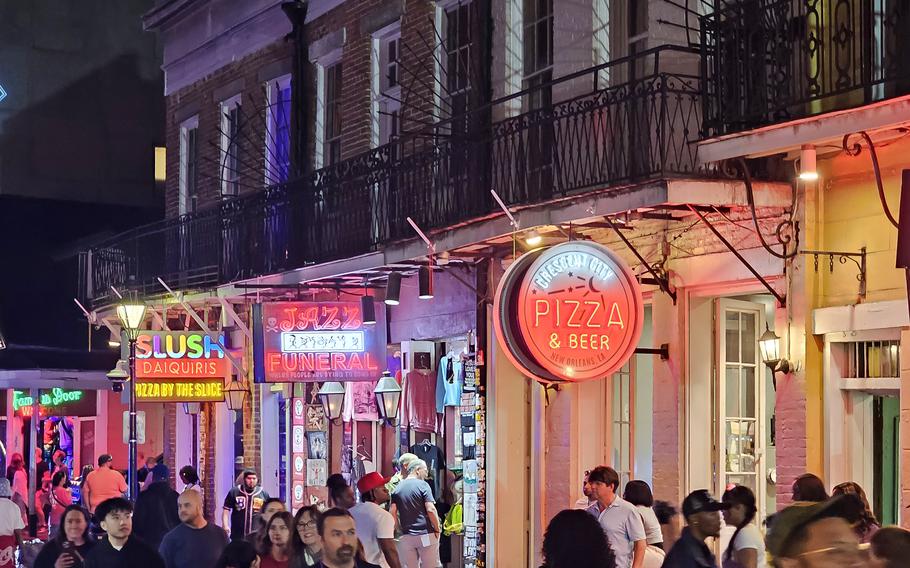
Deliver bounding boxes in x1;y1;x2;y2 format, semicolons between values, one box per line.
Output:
357;472;391;495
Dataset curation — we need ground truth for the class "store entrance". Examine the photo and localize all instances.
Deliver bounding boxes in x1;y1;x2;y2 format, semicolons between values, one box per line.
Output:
872;395;899;525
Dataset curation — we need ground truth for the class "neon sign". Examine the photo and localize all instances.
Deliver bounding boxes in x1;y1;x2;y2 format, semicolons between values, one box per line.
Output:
135;379;224;402
253;302;384;382
12;389;96;418
494;241;644;383
135;331;228;379
13;389;84;411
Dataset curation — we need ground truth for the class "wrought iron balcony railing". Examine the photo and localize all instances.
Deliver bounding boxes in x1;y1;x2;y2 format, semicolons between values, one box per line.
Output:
702;0;910;136
79;45;705;306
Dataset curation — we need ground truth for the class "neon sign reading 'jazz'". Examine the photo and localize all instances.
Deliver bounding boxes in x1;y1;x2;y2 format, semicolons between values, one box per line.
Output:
135;331;228;378
256;302;383;382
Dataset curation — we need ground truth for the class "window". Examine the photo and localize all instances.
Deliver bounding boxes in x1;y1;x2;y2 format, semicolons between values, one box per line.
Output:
381;35;400;92
523;0;554;94
220;95;242;197
178;116;198;215
444;3;474;127
373;26;402;150
266;77;292;184
324;63;343;166
611;361;634;490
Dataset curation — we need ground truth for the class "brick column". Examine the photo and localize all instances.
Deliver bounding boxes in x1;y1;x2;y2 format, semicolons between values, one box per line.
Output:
651;292;685;503
544;385;574;520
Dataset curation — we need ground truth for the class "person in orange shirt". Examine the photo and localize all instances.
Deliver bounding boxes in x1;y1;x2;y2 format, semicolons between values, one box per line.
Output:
83;455;127;513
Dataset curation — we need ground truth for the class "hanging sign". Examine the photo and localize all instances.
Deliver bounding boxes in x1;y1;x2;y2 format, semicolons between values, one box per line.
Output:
133;331;227;402
253;301;385;383
493;241;644;383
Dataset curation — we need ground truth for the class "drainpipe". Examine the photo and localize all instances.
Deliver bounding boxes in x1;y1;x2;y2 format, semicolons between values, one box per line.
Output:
282;0;310;177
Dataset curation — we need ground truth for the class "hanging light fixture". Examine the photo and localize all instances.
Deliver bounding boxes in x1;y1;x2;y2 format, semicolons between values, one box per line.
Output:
224;378;248;411
318;381;346;421
799;145;818;181
361;295;376;325
374;371;402;421
418;265;434;300
525;229;542;246
108;328;121;348
182;402;201;415
437;251;450;266
385;272;401;305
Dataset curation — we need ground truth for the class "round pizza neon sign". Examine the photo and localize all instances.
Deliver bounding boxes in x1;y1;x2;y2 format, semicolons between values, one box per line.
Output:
494;241;643;383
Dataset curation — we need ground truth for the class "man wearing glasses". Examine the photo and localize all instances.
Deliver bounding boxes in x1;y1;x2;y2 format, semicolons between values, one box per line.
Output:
84;497;165;568
766;493;868;567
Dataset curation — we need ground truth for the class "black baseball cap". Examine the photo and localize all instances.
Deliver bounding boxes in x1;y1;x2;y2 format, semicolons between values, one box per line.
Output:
682;489;731;517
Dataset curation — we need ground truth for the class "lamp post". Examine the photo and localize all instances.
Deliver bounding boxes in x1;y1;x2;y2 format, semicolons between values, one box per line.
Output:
116;302;147;502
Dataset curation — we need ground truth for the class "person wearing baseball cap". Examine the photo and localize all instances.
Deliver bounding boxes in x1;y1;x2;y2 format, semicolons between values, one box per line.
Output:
765;494;866;567
83;454;127;513
663;489;730;568
349;472;400;568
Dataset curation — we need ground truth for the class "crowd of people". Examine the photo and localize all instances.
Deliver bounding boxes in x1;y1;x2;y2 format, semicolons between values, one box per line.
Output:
0;450;452;568
3;448;909;568
542;466;910;568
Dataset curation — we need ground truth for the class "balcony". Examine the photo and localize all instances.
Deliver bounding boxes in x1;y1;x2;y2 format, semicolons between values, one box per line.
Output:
80;45;706;307
702;0;910;137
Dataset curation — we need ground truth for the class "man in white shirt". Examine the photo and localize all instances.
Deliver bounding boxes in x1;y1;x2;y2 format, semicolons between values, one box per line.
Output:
349;472;401;568
586;466;646;568
0;478;24;568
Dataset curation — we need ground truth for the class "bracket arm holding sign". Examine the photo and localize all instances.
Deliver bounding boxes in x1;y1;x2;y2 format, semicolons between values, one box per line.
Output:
157;277;247;377
603;215;677;304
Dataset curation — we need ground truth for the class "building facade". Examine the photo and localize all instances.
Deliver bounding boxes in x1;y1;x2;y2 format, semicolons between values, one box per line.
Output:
78;0;910;562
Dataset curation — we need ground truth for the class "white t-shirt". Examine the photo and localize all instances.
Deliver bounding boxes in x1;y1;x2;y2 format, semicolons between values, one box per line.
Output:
0;499;25;535
350;501;395;568
724;524;767;568
636;506;663;545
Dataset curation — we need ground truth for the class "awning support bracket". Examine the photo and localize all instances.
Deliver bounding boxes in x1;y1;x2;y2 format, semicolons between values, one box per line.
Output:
603;216;677;304
798;248;866;299
687;204;788;307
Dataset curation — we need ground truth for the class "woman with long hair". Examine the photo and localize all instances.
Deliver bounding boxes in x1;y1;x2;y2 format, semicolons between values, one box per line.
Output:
623;480;664;550
721;485;765;568
76;465;93;508
833;481;880;543
259;511;294;568
791;473;828;502
215;540;261;568
541;509;616;568
290;506;322;568
48;470;73;538
33;505;95;568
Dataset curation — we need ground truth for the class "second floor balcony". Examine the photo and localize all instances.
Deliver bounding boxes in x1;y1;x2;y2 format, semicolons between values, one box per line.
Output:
80;46;709;307
702;0;910;137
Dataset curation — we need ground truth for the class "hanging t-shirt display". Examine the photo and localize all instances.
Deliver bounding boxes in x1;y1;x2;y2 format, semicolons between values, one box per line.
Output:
435;355;464;413
400;371;437;432
409;441;446;499
342;380;379;422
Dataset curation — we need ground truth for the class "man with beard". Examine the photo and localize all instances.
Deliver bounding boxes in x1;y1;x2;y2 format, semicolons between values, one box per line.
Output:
159;490;228;568
222;469;270;541
315;508;380;568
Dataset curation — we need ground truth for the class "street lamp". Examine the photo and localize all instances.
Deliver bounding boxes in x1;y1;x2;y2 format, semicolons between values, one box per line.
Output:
374;371;402;422
116;301;147;502
318;381;345;421
225;378;248;412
